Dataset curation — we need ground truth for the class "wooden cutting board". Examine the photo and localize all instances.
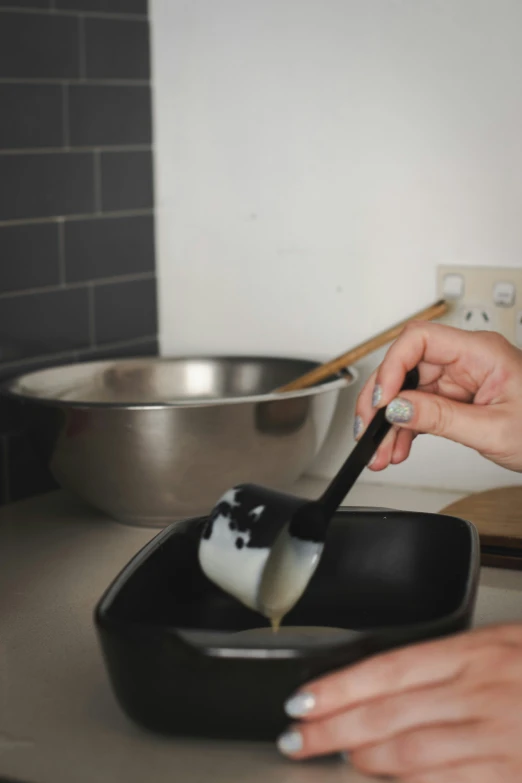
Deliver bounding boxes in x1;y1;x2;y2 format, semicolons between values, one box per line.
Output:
440;486;522;570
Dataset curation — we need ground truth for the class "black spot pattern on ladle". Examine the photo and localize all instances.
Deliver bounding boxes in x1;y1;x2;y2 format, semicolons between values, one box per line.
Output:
202;501;230;540
201;490;279;548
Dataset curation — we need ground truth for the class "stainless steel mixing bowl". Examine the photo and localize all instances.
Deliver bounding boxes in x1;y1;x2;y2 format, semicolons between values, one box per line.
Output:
3;356;357;526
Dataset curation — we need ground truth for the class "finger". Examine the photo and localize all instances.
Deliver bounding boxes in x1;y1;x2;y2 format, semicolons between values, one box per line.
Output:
374;322;500;407
355;359;436;424
418;361;473;402
355;360;437;456
354;369;397;470
384;390;507;455
354;369;378;440
413;361;444;390
286;639;466;721
352;722;492;778
283;625;522;721
391;427;415;464
373;360;447;403
404;759;519;783
281;681;480;759
367;426;399;471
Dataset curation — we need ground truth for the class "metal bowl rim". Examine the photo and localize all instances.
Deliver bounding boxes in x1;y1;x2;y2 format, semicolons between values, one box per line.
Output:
1;355;358;411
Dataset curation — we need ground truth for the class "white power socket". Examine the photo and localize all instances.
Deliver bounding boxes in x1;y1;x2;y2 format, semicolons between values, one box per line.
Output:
436;265;522;347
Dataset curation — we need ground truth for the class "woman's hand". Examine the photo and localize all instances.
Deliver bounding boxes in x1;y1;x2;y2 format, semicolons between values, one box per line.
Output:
277;624;522;782
353;322;522;472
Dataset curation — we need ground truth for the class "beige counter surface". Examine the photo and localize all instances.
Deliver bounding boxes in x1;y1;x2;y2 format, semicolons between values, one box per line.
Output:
1;484;522;783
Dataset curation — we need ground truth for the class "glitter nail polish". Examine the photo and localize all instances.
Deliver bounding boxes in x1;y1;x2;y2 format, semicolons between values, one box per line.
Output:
385;397;414;424
353;415;364;440
372;384;383;408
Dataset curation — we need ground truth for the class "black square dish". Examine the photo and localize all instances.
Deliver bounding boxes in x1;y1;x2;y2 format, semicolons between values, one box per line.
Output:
95;508;480;741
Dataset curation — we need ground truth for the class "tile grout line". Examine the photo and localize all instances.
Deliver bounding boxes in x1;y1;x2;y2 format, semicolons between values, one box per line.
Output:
77;334;158;356
57;218;66;286
0;78;150;86
0;145;152;156
0;437;9;506
78;14;86;81
0;208;153;228
93;149;102;213
0;7;148;21
0;272;155;301
0;336;157;375
62;84;69;149
87;283;96;347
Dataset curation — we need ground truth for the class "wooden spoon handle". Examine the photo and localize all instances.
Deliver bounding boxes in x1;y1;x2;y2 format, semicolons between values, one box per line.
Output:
275;299;448;393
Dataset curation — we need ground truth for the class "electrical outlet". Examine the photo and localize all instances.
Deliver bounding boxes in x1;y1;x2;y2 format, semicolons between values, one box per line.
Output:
436;265;522;346
458;305;495;332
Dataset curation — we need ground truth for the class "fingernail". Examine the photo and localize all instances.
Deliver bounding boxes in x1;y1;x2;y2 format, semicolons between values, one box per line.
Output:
277;729;303;756
340;751;351;764
372;384;383;408
368;453;377;466
285;691;316;718
386;397;414;424
353;415;364;441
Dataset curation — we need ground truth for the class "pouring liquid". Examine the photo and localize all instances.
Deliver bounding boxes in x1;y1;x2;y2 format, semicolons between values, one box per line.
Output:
259;525;324;632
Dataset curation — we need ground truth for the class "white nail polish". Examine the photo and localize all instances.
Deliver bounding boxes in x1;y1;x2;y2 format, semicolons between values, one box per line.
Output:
285;691;315;718
277;729;303;756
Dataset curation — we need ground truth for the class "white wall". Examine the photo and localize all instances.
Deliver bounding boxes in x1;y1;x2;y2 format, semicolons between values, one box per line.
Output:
150;0;522;492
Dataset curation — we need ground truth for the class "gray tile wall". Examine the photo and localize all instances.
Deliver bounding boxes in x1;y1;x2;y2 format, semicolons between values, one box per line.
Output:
0;0;158;505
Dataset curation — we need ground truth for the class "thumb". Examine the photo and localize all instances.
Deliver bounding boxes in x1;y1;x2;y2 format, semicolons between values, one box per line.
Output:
384;390;502;454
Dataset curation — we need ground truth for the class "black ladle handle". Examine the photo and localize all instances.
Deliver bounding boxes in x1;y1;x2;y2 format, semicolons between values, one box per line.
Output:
319;367;419;518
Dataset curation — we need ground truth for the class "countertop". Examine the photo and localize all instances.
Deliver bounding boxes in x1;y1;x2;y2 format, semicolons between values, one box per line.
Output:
2;481;522;783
